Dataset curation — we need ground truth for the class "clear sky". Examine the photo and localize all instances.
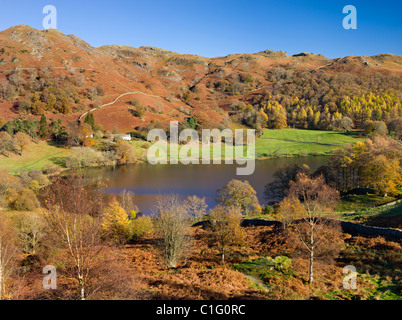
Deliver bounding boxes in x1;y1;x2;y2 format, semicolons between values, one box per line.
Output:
0;0;401;58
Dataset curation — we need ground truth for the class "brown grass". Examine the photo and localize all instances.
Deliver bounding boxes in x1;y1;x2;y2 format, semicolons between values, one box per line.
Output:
8;224;402;300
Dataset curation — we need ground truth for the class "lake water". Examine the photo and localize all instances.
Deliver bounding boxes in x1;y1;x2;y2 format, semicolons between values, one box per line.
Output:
84;156;329;215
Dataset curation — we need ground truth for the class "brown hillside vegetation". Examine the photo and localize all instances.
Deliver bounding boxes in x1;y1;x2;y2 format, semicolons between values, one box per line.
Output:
12;224;402;300
1;25;401;131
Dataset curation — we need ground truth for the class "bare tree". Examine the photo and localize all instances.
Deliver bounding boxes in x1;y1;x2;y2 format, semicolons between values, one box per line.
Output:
42;174;106;218
11;211;47;255
0;132;17;157
153;195;192;269
118;189;138;217
184;195;208;222
43;174;107;300
47;208;103;300
280;173;341;284
0;216;17;299
264;164;310;201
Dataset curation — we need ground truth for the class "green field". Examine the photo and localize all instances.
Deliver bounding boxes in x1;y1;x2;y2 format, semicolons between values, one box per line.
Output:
340;201;402;227
0;129;365;172
255;129;365;158
337;193;399;213
0;141;72;173
159;129;365;161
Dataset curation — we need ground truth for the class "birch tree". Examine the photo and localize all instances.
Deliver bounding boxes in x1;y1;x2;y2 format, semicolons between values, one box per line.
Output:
280;173;340;284
0;216;17;299
48;208;103;300
43;175;106;300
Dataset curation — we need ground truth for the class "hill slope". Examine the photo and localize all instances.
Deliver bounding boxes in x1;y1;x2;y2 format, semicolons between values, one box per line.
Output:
0;25;401;132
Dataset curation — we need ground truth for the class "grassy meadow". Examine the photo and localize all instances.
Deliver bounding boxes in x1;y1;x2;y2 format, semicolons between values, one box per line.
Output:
255;129;365;158
0;141;72;173
0;129;365;172
155;128;365;162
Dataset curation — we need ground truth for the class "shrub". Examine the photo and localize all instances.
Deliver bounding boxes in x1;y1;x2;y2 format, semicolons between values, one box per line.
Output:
94;130;104;139
114;140;136;164
130;216;153;240
14;189;40;211
129;100;145;118
42;164;61;175
263;205;274;215
66;147;105;169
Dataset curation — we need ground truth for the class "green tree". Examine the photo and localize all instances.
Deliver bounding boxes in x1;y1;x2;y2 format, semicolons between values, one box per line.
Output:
39;115;47;139
84;111;95;129
185;116;198;130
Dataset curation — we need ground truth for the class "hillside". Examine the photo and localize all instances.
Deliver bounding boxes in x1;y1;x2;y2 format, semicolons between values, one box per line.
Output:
0;25;401;132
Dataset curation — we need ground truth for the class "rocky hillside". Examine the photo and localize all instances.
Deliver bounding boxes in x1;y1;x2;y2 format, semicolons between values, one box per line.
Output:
0;25;401;132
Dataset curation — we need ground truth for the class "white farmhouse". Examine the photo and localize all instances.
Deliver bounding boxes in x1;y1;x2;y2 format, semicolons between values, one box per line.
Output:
113;134;132;141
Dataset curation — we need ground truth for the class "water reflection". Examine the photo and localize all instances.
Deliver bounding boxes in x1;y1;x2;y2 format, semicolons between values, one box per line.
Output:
84;157;328;215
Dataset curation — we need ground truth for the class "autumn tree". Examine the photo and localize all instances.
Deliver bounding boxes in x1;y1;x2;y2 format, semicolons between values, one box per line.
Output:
328;136;402;193
14;188;40;211
66;122;93;146
208;205;246;263
13;132;31;156
373;121;388;136
362;155;402;197
66;147;105;169
0;170;22;209
100;200;131;244
216;179;259;215
47;207;103;300
114;140;136;164
0;116;6;129
277;196;304;229
387;118;402;140
42;174;106;218
0;132;17;157
153;195;192;269
332;116;354;132
280;173;341;284
118;189;137;217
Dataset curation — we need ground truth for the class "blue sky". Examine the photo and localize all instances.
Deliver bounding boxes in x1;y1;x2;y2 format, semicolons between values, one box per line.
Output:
0;0;401;58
